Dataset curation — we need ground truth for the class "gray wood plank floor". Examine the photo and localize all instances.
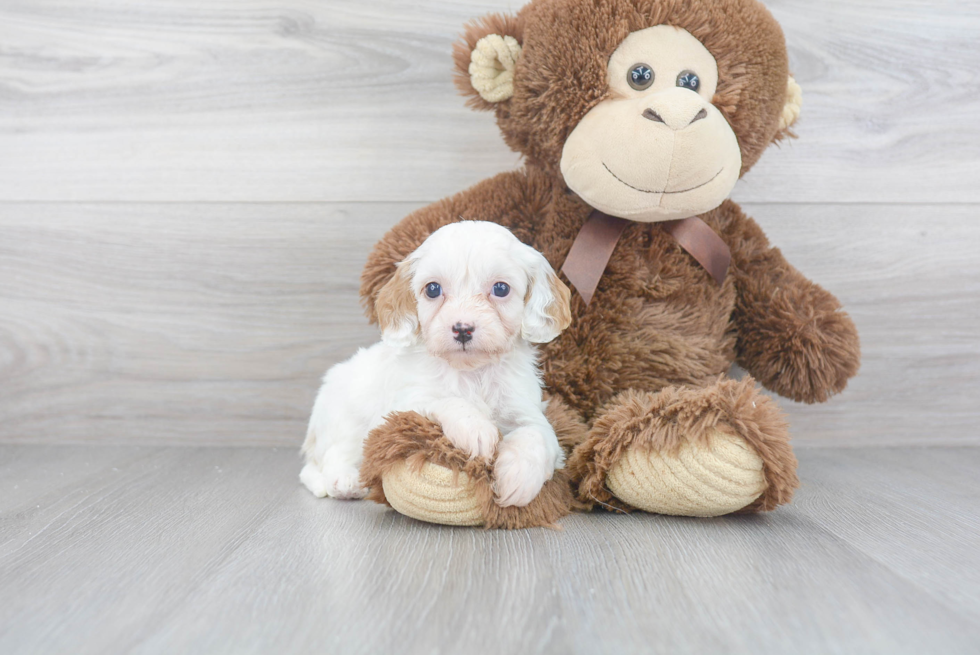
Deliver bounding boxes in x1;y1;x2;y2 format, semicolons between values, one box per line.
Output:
1;445;978;654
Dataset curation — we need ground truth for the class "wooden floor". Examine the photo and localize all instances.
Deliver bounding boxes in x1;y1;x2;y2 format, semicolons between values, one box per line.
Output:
1;444;978;654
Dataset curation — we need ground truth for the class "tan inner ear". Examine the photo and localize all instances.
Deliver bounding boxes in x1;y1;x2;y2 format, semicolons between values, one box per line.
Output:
469;34;522;103
779;76;803;131
375;265;417;335
547;273;573;333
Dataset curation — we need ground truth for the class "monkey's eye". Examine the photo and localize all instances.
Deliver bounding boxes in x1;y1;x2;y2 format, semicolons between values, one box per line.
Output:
492;282;510;298
424;282;441;299
627;64;654;91
676;71;700;92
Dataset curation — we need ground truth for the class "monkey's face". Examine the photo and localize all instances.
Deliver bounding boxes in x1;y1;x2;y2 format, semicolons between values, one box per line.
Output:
560;26;742;222
453;0;799;215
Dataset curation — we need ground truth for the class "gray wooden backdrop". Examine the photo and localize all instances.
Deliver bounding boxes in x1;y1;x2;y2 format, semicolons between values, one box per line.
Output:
1;0;978;448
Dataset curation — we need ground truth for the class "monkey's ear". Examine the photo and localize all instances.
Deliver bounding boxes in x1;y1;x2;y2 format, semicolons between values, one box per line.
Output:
453;13;524;111
775;76;803;139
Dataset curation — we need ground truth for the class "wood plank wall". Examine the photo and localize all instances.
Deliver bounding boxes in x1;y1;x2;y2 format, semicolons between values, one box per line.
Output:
1;0;978;447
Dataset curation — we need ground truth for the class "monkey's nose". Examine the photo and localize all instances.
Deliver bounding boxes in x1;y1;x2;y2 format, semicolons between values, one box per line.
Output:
641;91;710;130
642;108;666;124
452;323;474;344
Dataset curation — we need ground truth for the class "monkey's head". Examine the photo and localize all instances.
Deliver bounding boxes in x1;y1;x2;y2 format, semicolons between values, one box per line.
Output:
454;0;802;222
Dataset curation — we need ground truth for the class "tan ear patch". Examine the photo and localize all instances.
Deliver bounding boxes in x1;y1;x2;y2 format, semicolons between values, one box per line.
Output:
452;13;524;111
778;76;803;132
375;264;417;337
469;34;522;104
547;273;573;333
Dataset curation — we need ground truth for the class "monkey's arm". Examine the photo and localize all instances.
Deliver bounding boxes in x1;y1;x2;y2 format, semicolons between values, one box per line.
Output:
360;169;536;322
722;203;860;404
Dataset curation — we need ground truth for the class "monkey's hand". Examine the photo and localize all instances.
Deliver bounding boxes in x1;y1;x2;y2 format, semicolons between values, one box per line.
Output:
733;253;860;404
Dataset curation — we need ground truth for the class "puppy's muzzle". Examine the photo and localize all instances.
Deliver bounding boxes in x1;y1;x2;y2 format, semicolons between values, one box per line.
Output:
452;323;475;344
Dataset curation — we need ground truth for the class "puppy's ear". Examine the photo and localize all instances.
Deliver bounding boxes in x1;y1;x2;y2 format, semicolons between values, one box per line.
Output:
521;247;572;344
375;262;419;348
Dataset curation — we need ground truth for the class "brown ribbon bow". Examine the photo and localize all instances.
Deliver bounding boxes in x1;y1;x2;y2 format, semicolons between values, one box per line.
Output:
561;210;731;306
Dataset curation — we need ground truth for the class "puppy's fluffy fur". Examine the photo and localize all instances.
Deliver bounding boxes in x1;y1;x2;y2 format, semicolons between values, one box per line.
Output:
301;221;572;507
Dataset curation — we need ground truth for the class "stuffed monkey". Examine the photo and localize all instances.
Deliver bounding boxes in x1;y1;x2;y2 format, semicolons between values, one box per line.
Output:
357;0;860;528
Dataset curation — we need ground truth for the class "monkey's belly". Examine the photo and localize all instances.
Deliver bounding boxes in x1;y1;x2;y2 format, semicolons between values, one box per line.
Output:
542;294;736;415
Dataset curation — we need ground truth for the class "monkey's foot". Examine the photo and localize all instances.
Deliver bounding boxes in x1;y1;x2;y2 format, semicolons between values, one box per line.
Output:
382;460;484;526
605;430;767;516
569;378;799;516
360;399;586;529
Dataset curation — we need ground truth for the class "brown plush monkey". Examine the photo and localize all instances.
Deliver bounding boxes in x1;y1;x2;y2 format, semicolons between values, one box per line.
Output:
357;0;860;528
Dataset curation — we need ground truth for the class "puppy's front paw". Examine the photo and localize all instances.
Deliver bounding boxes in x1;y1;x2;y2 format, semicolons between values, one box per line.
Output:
300;462;368;500
441;416;499;460
492;428;556;507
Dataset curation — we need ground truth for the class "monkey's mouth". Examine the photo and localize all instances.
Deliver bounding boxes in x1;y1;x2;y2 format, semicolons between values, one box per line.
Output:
602;162;724;195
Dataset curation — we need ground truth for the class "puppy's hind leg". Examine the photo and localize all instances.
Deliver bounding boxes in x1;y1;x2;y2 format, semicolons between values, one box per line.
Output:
299;421;368;499
301;456;367;499
301;363;370;500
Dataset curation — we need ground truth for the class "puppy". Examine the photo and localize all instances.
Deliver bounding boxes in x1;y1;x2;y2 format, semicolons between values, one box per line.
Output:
301;221;572;507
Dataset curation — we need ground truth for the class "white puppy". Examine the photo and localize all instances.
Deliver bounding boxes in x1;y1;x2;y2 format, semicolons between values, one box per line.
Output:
301;221;572;507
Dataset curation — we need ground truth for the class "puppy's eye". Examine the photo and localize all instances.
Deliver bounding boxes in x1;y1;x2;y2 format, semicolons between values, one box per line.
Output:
676;70;700;92
424;282;441;299
628;64;654;91
492;282;510;298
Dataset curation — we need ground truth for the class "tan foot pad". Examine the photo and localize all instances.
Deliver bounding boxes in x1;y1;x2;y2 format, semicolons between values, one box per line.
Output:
382;461;484;527
362;408;581;529
605;431;767;517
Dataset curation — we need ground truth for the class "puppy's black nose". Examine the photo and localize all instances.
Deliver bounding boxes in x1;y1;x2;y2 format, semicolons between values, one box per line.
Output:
452;323;474;344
